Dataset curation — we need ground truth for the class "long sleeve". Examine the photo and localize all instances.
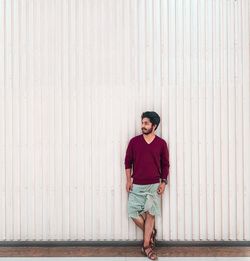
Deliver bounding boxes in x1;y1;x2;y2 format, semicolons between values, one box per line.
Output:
160;141;170;180
124;139;133;169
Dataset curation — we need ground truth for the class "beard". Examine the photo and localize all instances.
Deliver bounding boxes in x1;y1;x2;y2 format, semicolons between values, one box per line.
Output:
141;126;154;135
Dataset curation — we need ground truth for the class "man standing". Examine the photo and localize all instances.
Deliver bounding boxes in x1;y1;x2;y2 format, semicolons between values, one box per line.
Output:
124;111;170;260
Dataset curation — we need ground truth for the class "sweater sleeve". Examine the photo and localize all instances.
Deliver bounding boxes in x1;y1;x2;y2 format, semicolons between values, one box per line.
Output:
160;141;170;180
124;139;134;169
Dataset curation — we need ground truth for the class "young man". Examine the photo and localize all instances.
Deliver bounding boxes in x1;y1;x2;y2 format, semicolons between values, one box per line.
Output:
124;111;170;260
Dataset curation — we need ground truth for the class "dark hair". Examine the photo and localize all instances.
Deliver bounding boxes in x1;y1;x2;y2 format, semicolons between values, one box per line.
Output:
141;111;161;130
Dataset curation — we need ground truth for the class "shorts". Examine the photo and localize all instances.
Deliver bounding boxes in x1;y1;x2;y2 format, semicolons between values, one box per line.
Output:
127;182;161;219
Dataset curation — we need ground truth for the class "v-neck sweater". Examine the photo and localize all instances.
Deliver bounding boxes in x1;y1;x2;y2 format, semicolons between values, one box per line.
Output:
124;134;170;185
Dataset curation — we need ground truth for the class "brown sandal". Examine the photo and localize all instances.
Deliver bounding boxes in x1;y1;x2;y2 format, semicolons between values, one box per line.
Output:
141;244;158;260
151;228;157;248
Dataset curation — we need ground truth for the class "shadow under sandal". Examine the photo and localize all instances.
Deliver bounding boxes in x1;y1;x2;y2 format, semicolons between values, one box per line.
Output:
141;245;158;260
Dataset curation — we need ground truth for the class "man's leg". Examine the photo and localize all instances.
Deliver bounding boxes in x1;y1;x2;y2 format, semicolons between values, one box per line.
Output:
140;212;155;232
131;212;155;242
143;211;155;247
131;214;145;230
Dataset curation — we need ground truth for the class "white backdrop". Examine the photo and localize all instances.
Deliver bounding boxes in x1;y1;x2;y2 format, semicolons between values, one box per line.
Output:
0;0;249;242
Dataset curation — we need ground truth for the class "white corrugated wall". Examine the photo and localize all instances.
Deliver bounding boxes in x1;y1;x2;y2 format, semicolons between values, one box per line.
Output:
0;0;249;242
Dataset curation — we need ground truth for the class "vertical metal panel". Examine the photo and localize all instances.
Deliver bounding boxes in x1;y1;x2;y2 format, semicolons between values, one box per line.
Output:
0;0;249;242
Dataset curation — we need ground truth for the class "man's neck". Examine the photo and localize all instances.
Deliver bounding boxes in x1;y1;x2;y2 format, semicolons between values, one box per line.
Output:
143;132;156;139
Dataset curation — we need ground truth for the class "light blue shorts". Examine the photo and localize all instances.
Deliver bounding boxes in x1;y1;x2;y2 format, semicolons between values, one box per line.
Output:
127;182;161;219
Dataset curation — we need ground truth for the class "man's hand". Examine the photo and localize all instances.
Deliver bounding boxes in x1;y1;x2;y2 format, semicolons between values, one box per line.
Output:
126;179;133;192
157;182;166;195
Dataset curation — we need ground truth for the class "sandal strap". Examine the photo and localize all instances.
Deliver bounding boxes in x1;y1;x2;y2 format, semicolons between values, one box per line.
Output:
143;244;151;250
150;228;157;245
148;250;153;257
146;248;157;259
142;245;158;260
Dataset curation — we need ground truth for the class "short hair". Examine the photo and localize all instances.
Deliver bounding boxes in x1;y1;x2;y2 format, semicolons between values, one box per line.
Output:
141;111;161;130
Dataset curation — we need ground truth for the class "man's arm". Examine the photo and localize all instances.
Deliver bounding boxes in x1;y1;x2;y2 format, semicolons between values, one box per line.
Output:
124;139;133;179
125;168;132;182
160;140;170;183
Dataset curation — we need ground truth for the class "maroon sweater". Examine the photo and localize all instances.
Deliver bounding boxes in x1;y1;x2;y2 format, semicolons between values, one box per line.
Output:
124;134;170;185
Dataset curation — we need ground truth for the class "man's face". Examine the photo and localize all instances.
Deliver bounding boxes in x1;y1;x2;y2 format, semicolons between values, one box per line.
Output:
141;118;155;134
